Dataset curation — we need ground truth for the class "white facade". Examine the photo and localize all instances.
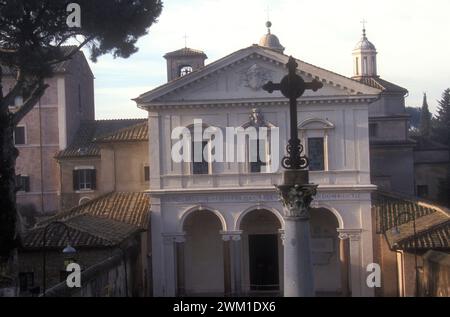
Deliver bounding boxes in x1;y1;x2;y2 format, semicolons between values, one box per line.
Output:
136;45;382;297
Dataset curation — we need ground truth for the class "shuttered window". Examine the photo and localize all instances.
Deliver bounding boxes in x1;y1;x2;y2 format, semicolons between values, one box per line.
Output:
73;169;96;191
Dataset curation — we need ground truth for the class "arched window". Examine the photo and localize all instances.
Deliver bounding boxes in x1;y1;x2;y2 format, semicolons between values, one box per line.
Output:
179;65;193;77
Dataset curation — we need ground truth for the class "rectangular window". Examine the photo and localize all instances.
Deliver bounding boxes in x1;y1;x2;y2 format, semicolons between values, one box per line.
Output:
19;272;34;292
15;175;30;192
250;138;267;173
369;123;378;138
14;126;26;145
73;169;96;191
144;166;150;182
417;185;429;198
355;57;359;75
308;138;325;171
192;141;209;175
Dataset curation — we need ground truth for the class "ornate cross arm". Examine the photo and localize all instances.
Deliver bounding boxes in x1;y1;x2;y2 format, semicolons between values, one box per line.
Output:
262;82;281;94
262;56;323;170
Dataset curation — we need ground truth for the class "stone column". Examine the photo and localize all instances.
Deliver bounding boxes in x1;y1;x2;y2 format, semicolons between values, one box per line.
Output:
222;231;243;296
338;232;351;297
221;234;232;296
337;229;363;297
162;234;177;297
174;235;186;297
277;170;318;297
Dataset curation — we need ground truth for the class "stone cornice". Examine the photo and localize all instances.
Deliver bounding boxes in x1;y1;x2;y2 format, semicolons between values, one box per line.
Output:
146;184;377;196
140;95;379;111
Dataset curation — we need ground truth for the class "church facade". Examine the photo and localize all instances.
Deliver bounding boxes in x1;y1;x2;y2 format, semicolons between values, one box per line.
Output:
135;24;397;297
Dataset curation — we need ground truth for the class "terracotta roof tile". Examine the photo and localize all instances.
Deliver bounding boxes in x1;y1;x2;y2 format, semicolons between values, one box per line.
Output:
373;191;450;251
94;121;148;143
22;192;150;249
56;119;147;159
357;76;408;94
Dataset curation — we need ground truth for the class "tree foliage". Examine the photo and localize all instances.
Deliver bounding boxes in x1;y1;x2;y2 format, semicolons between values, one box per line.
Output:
433;88;450;146
419;94;432;138
0;0;162;261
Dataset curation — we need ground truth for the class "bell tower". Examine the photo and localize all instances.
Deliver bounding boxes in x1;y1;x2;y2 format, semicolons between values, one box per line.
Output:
352;25;378;78
164;47;207;82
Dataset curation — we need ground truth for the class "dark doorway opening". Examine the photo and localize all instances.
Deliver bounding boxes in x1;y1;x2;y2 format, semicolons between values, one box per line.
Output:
248;234;279;291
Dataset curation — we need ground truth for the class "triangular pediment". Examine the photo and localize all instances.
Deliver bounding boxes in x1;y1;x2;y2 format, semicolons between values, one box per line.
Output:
135;45;381;106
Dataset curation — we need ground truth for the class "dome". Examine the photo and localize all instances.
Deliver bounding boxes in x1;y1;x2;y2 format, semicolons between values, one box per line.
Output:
259;21;285;53
354;29;376;51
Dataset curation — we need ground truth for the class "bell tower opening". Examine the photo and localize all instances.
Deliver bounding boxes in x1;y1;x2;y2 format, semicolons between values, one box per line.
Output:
164;47;207;82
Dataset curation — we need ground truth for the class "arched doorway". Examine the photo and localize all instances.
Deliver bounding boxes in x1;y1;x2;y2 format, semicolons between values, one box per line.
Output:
239;209;283;294
310;208;342;295
183;210;224;295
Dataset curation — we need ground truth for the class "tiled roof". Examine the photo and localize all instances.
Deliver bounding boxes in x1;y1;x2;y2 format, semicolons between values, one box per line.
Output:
22;192;150;249
94;121;148;143
56;119;147;159
164;47;207;58
373;191;450;251
356;76;408;94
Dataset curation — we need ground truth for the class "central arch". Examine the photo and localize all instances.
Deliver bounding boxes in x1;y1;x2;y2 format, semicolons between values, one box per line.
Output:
238;208;283;294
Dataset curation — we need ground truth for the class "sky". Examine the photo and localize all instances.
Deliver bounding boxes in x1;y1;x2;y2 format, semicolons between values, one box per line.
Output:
82;0;450;119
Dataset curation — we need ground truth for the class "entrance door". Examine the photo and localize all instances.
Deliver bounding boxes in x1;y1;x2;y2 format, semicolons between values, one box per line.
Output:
248;234;279;291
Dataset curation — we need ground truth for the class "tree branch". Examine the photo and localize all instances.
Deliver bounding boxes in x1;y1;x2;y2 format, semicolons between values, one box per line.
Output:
0;70;25;112
12;82;48;126
46;36;94;67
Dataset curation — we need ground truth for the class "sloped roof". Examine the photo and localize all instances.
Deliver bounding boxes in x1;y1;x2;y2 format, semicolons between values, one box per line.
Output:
22;192;150;250
373;191;450;251
135;44;382;104
356;76;408;94
94;121;148;143
164;47;207;58
56;119;147;159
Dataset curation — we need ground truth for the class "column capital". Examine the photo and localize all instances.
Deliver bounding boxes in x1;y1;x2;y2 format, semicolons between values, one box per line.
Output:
278;229;286;245
276;183;318;220
337;229;363;241
220;231;243;241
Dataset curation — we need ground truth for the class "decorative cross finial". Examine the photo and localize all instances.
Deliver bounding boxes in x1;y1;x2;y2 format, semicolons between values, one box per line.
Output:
361;19;368;37
262;56;324;170
265;6;272;34
183;34;188;48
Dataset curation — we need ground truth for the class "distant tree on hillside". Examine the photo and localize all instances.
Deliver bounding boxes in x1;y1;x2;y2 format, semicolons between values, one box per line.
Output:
433;88;450;146
406;106;421;132
419;93;432;138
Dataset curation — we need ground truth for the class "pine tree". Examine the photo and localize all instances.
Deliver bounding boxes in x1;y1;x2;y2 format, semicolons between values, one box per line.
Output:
434;88;450;146
434;89;450;207
419;93;432;138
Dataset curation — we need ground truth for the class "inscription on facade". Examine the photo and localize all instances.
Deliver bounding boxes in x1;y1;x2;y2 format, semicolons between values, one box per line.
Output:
163;191;361;204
